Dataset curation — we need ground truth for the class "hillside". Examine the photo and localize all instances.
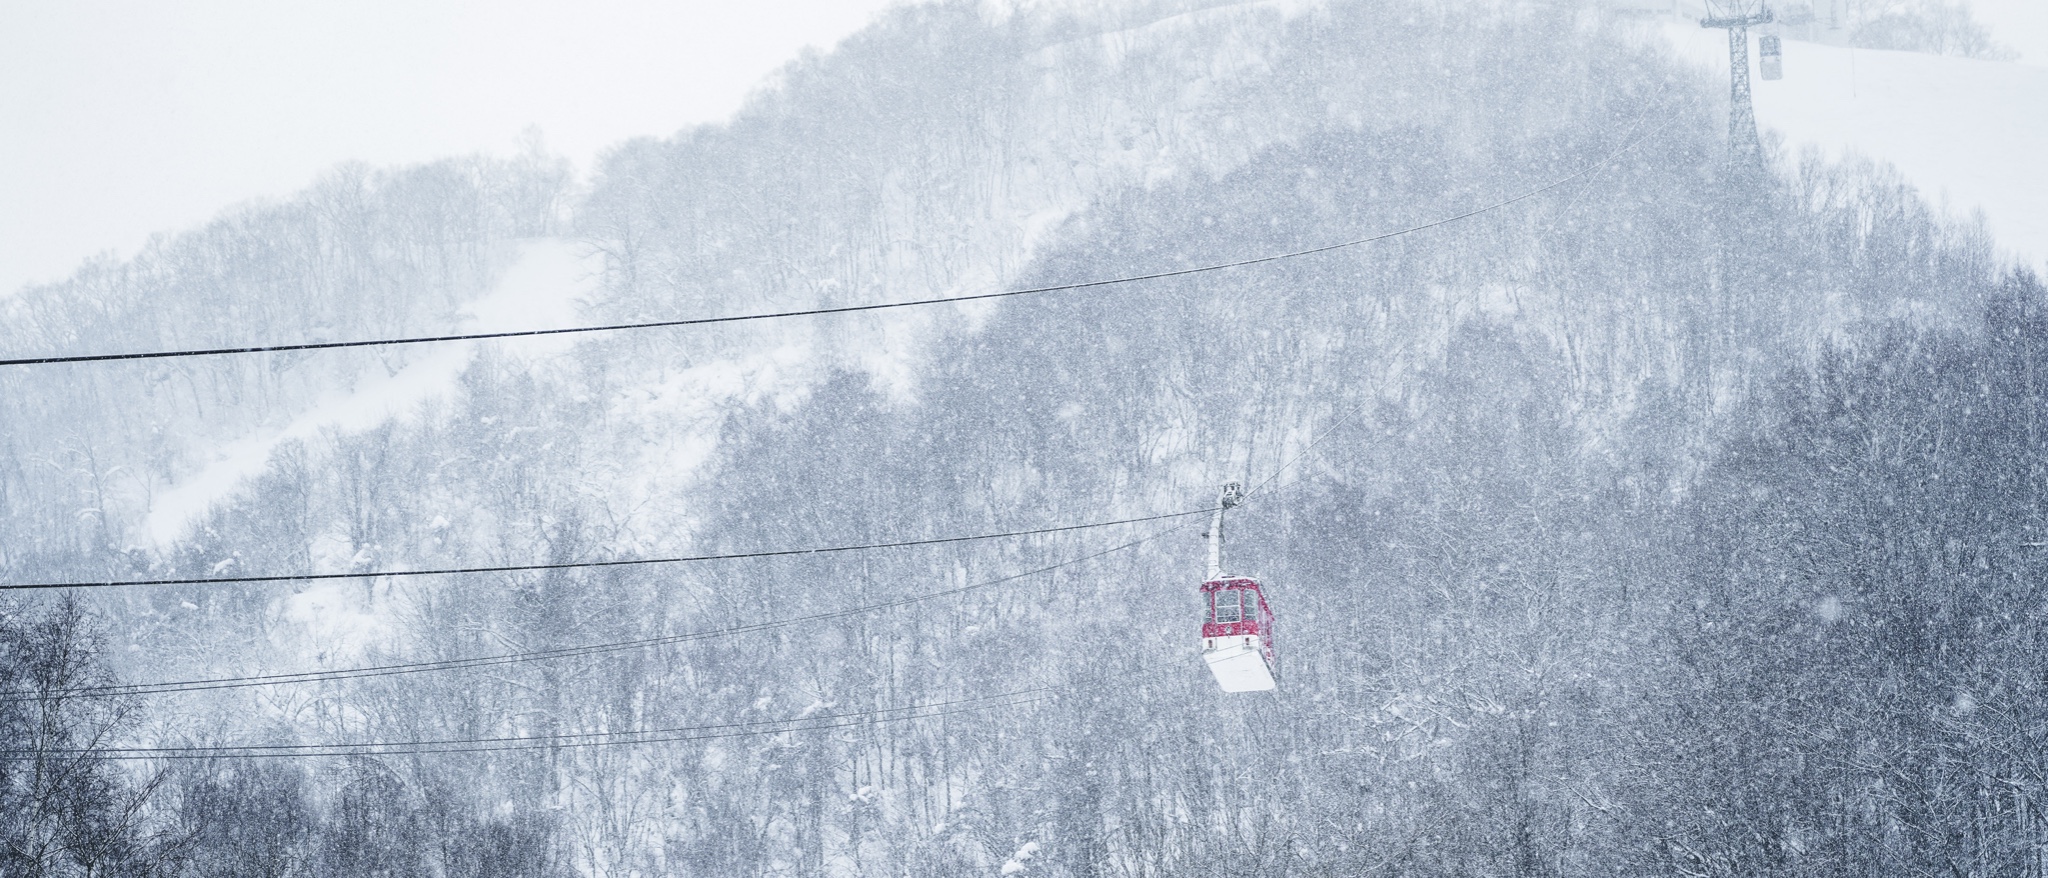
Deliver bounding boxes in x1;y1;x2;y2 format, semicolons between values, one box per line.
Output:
3;1;2041;876
1664;19;2048;265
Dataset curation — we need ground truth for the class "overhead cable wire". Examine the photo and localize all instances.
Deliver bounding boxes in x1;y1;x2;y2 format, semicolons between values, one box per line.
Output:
0;508;1205;593
0;108;1672;369
9;514;1208;702
20;656;1192;761
6;688;1051;761
8;594;1197;764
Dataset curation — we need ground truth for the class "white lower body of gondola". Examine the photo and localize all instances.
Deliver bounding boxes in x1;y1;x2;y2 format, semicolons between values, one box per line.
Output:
1202;636;1277;692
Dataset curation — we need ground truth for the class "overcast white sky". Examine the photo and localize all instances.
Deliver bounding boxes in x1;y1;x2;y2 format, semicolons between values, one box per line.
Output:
2;0;2043;297
0;0;903;296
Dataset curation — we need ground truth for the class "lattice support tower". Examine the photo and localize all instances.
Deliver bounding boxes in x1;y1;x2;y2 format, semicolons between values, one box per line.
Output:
1701;3;1775;167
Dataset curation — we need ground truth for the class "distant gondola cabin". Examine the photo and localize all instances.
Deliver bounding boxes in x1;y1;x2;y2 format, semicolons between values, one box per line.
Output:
1760;35;1784;80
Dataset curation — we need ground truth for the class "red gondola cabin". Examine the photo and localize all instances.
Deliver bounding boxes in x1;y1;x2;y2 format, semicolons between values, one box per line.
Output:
1201;576;1278;691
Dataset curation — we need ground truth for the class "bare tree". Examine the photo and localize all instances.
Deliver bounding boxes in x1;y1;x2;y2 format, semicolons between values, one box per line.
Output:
0;599;181;877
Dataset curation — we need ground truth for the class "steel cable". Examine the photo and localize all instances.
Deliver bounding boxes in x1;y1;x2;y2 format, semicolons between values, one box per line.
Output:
5;515;1206;702
0;508;1205;593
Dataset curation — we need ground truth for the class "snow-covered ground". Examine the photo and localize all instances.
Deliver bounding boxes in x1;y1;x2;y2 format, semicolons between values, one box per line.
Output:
1665;23;2048;268
142;238;596;547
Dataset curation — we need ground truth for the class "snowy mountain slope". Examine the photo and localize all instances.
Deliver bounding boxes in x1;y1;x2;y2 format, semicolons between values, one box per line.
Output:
133;4;2003;873
565;0;1404;552
141;238;596;548
1663;22;2048;267
0;152;571;578
57;0;1417;756
0;0;1377;675
142;0;1550;761
9;1;2040;876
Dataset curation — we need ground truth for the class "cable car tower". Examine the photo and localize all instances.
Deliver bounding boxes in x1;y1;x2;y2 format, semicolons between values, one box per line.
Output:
1701;1;1775;167
1199;482;1279;692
